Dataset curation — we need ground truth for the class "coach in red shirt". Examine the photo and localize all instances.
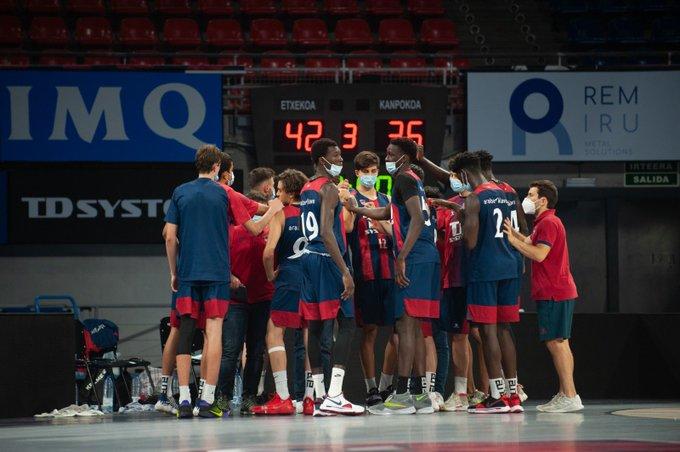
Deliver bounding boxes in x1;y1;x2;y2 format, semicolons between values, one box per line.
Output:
503;180;583;413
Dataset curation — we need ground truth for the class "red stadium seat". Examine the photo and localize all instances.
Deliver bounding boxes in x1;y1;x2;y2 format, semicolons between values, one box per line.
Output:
250;18;287;48
282;0;318;16
0;54;29;66
292;18;330;48
433;51;468;70
75;17;114;47
171;52;210;69
0;0;18;13
124;53;165;67
378;19;416;47
323;0;359;16
67;0;106;15
205;19;243;48
407;0;445;16
366;0;403;16
347;49;382;78
30;17;69;47
0;15;22;46
120;17;157;48
110;0;149;15
334;18;373;47
260;50;296;79
26;0;61;14
197;0;234;16
83;53;121;66
390;50;427;77
39;51;77;66
420;19;459;48
216;53;254;78
241;0;277;15
163;18;201;48
305;50;340;79
157;0;192;15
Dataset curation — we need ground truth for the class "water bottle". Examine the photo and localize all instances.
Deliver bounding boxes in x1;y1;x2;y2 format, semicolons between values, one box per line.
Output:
102;373;114;413
131;373;141;403
232;369;243;407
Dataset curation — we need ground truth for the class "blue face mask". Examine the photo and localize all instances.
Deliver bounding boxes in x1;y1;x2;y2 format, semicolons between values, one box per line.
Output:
359;174;377;188
450;176;471;193
385;155;405;175
322;157;343;177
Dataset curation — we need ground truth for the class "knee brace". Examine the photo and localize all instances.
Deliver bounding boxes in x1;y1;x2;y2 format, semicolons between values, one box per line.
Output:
176;316;196;355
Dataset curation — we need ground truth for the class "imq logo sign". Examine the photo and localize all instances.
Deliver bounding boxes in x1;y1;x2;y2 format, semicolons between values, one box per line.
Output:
0;71;223;162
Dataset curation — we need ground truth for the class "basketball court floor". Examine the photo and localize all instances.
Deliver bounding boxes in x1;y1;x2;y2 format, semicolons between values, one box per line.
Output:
1;401;679;451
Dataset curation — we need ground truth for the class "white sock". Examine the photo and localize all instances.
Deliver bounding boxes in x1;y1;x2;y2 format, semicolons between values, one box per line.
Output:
420;376;428;394
304;371;314;399
203;383;216;404
490;378;505;399
160;375;170;397
378;373;393;392
179;385;191;404
365;377;377;392
273;370;289;400
506;377;518;395
454;377;468;395
197;378;206;401
312;373;326;399
258;369;266;396
425;372;436;393
328;367;345;398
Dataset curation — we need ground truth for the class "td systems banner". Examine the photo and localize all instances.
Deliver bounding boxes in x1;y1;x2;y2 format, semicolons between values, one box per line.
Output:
0;71;222;162
467;71;680;161
6;168;197;244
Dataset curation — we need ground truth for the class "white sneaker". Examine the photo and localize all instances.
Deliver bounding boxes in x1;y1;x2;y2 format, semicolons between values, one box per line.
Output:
518;384;528;403
320;393;365;416
293;400;303;414
429;392;445;411
154;396;178;415
443;393;468;412
541;395;584;413
536;393;563;412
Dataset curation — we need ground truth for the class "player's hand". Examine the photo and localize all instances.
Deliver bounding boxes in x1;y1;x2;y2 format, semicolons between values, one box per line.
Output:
268;198;284;214
230;275;244;289
395;257;410;288
416;144;424;161
338;187;352;202
267;269;279;282
503;218;517;243
170;274;178;292
341;270;355;300
341;193;358;210
337;179;351;190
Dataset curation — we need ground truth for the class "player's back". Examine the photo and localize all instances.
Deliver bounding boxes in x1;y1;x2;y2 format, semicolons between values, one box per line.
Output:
438;195;466;288
276;204;306;268
299;176;346;256
348;190;394;281
468;182;518;282
493;179;523;274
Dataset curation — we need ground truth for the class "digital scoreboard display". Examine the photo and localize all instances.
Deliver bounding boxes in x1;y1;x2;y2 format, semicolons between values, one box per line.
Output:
251;85;448;181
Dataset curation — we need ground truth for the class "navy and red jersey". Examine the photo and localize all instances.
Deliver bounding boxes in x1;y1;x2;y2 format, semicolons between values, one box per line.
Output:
493;180;523;275
467;182;519;282
299;176;347;256
436;195;466;288
230;225;274;303
390;170;439;264
347;190;394;281
276;204;307;270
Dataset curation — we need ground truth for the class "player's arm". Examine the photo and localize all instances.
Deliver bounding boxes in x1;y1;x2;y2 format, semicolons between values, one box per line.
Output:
338;186;356;233
416;145;450;184
430;198;464;216
263;210;285;282
243;199;284;236
255;202;268;215
462;194;480;250
164;223;179;292
343;196;391;220
503;218;550;262
320;184;354;299
514;192;529;235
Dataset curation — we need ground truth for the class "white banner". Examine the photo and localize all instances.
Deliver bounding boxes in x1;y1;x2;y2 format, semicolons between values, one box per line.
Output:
467;71;680;161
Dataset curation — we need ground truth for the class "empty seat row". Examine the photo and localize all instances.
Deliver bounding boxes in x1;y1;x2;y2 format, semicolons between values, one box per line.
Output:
0;0;445;17
0;15;459;48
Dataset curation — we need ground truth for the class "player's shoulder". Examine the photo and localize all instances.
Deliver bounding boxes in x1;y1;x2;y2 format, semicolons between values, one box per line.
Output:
473;181;501;195
283;204;300;218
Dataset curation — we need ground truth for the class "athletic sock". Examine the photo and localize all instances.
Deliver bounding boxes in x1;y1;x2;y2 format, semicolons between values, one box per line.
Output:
312;373;326;400
454;377;468;395
506;377;518;395
379;373;393;392
396;376;409;395
179;385;191;404
273;371;290;400
420;376;428;394
425;372;436;393
197;378;206;402
413;376;424;395
304;371;314;399
258;369;266;396
365;377;377;392
203;384;216;404
327;367;345;398
490;378;505;399
160;375;170;397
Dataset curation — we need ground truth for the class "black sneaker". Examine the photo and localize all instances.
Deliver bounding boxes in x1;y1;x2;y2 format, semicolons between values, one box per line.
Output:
467;395;510;414
379;384;394;402
177;400;193;419
240;395;257;415
197;399;223;418
366;387;382;406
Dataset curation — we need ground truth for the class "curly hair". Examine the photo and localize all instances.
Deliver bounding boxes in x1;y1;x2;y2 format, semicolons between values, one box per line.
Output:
277;169;308;199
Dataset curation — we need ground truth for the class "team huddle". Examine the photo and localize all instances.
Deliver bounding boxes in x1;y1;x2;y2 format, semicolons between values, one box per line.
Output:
160;136;583;419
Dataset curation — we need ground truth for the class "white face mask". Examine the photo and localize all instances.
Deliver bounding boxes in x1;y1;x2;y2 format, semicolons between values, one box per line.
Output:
228;171;235;186
385;154;405;175
522;197;536;215
321;157;343;177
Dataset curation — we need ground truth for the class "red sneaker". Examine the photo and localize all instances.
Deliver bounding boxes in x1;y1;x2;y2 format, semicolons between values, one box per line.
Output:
506;394;524;413
251;393;295;415
303;396;314;416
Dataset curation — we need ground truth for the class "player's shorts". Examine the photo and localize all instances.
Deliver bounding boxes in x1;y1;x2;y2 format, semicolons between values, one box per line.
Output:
355;278;395;327
299;252;345;321
420;319;433;338
536;299;575;342
438;286;469;334
466;278;520;324
175;281;229;327
271;266;306;329
394;262;440;320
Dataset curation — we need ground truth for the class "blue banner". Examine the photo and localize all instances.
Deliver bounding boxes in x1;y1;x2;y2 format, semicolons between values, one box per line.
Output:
0;71;222;162
0;171;6;244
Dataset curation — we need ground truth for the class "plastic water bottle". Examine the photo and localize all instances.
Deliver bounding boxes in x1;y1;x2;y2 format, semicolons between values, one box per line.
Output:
231;369;243;407
131;373;141;403
102;373;114;413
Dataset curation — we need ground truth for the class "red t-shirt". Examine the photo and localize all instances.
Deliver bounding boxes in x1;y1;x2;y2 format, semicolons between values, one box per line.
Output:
530;209;578;302
229;224;274;303
435;196;466;288
222;184;260;225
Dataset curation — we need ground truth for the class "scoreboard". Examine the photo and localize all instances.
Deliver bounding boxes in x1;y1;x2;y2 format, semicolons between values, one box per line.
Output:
251;85;448;182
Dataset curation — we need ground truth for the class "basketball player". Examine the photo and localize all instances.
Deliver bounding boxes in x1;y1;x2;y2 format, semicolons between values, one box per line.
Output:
299;138;364;416
344;138;440;415
248;167;276;200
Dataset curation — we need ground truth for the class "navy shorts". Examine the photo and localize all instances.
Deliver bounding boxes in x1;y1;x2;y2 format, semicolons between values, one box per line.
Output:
355;278;395;327
467;278;520;324
270;265;305;328
395;261;440;320
175;281;229;328
438;286;469;334
299;252;345;321
536;299;575;341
